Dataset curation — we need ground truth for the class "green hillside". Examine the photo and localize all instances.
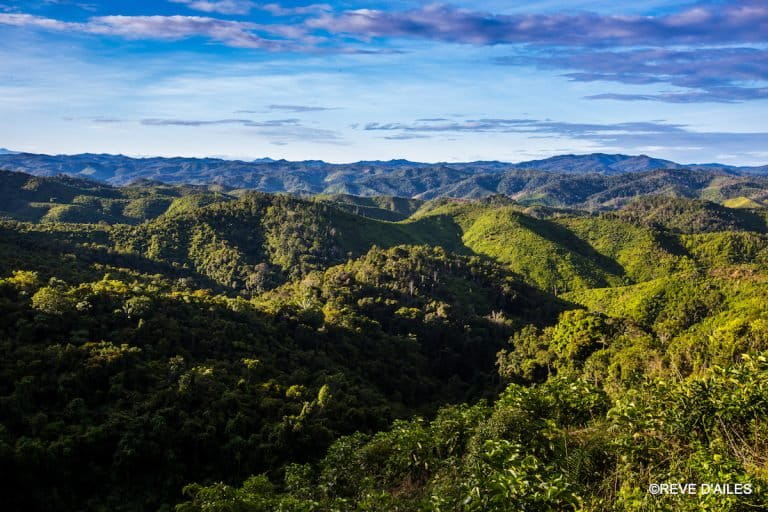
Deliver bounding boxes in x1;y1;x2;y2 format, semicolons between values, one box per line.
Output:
109;193;468;292
410;199;689;292
0;170;235;224
563;266;768;378
316;194;425;221
613;196;767;233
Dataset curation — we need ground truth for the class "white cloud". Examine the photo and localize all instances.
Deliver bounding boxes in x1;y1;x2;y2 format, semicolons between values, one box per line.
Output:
169;0;256;16
169;0;331;16
0;12;298;49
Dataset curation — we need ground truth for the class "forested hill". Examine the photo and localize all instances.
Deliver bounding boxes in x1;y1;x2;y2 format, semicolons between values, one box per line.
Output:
0;151;767;200
3;177;768;510
4;172;767;295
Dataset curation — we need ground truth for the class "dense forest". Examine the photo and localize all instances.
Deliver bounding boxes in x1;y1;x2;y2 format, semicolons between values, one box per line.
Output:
2;170;768;510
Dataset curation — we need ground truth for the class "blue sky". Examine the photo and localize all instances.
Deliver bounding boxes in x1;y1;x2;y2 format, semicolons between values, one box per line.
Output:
1;0;767;164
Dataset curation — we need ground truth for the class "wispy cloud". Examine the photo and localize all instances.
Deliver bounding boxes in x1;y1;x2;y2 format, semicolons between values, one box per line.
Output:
586;89;768;103
60;113;345;144
261;125;345;144
267;104;337;112
138;117;344;144
169;0;331;16
141;117;304;127
260;3;331;17
382;133;432;140
364;119;690;135
0;12;302;50
363;117;768;155
234;105;338;114
63;115;124;123
499;47;768;103
169;1;256;16
42;0;97;11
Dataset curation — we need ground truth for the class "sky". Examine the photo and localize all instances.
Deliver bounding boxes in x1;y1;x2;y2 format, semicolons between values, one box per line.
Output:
0;0;767;165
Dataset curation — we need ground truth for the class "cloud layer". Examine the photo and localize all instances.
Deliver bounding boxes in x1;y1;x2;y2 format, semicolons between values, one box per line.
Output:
2;1;766;102
4;1;767;49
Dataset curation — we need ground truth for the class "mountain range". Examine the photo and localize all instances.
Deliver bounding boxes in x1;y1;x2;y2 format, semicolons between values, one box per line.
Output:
1;151;767;202
4;161;768;213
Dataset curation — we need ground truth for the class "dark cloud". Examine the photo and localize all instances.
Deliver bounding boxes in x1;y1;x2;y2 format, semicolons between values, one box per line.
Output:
304;1;768;102
307;1;768;47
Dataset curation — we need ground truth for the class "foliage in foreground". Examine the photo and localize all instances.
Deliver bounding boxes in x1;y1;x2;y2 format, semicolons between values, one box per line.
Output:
0;243;561;511
178;357;768;511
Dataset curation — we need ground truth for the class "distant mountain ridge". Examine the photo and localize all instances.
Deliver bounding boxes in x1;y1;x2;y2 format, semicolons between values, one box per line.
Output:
510;153;679;174
4;167;768;217
1;151;767;201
